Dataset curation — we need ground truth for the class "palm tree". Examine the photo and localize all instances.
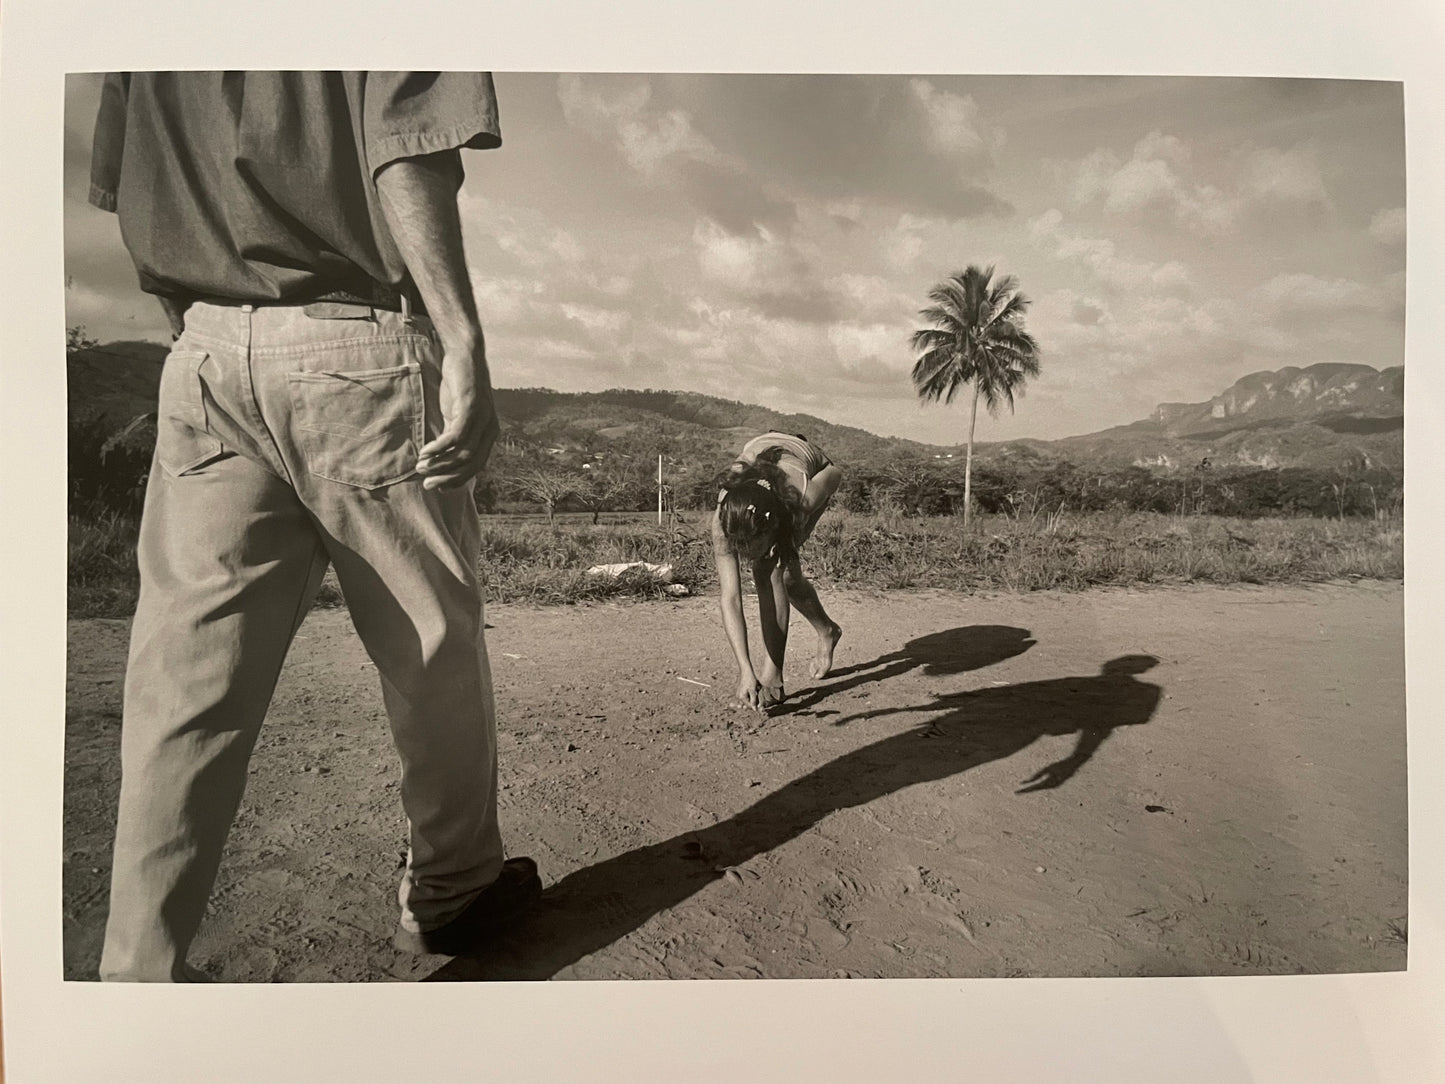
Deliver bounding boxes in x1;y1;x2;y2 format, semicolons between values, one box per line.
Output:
911;265;1041;529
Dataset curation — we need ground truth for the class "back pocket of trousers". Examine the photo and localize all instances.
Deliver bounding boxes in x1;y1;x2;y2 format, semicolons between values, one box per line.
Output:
157;350;225;477
286;363;423;489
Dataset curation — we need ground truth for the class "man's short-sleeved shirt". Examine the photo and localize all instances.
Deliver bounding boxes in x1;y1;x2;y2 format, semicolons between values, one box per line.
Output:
89;71;501;307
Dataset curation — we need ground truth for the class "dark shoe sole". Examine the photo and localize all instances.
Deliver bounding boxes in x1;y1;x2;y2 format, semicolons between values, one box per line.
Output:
393;857;542;956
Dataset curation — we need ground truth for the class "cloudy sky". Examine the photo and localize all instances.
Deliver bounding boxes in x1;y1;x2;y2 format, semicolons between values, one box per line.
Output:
63;73;1405;444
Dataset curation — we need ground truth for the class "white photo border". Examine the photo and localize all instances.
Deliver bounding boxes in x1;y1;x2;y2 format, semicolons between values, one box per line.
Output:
2;2;1441;1081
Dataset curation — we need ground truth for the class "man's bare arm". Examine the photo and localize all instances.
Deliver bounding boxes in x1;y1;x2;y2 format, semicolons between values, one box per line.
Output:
375;150;497;490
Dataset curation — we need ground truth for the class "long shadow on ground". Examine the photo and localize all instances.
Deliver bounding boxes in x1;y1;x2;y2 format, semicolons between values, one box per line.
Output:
777;625;1037;716
425;627;1161;980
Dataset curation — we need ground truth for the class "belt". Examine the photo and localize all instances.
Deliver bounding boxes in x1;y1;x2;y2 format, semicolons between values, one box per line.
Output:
301;298;428;322
183;282;428;318
309;283;428;316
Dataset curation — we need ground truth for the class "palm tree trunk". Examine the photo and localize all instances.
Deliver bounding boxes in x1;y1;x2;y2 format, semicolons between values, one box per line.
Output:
963;380;980;530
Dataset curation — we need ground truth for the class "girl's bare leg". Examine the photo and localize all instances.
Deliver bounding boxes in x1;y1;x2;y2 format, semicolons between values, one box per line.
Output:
752;559;790;705
783;557;842;679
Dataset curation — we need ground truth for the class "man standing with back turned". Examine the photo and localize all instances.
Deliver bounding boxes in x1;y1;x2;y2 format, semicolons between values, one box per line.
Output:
90;71;540;981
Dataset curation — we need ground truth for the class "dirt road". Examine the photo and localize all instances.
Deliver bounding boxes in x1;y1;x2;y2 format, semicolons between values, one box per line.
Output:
63;581;1407;981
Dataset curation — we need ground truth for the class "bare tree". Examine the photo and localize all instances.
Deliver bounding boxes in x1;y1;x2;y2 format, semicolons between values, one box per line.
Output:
575;458;642;525
508;467;578;525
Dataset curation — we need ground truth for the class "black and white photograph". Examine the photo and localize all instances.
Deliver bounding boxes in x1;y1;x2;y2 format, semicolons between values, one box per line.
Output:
60;69;1408;984
4;2;1445;1082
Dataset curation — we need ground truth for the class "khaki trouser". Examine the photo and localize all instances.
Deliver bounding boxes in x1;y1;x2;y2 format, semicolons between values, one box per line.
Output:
99;301;503;982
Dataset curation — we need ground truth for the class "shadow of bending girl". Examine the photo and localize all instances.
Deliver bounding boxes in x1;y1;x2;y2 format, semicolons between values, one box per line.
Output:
425;650;1160;981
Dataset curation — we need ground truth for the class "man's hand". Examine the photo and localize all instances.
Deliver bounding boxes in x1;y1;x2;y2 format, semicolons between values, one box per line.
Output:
375;149;497;491
417;345;499;490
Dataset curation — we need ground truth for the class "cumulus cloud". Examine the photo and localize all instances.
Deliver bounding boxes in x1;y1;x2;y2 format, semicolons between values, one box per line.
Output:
452;188;659;372
908;79;996;161
1262;272;1367;310
657;74;1010;221
1028;209;1194;293
828;321;907;366
1072;131;1235;234
60;74;1404;446
656;291;920;417
692;219;810;294
825;198;864;227
882;213;930;273
471;275;547;323
461;191;591;273
557;74;795;237
1369;206;1406;246
689;217;842;323
824;273;919;325
693;219;767;289
1028;207;1064;238
1070;133;1333;236
473;277;633;361
1240;144;1330;207
1261;271;1401;315
557;75;714;176
1133;131;1191;168
558;301;632;338
1135;295;1222;338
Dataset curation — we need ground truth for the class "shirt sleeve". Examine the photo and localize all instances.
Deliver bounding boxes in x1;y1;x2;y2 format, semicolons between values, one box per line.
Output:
88;72;130;212
362;71;502;180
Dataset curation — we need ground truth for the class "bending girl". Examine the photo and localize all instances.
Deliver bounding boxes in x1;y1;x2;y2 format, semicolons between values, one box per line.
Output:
711;432;844;713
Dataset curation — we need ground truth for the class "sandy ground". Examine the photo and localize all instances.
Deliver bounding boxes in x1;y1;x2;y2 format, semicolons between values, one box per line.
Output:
62;581;1406;982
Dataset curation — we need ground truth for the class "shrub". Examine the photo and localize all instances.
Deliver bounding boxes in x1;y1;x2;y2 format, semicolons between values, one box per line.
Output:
69;409;154;517
65;503;1405;620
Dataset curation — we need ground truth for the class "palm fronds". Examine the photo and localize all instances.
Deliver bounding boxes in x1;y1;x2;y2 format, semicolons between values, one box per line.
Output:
910;264;1043;527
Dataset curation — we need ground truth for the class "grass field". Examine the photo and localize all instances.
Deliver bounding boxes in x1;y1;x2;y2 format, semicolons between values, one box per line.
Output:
68;505;1405;619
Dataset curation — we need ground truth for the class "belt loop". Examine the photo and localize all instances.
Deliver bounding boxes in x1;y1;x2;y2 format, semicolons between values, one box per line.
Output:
400;292;413;325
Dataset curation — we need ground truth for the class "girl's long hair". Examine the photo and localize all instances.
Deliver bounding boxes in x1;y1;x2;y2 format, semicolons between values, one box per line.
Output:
715;447;803;563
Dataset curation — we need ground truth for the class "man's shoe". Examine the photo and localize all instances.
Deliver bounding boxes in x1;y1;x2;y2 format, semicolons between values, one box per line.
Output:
393;857;542;956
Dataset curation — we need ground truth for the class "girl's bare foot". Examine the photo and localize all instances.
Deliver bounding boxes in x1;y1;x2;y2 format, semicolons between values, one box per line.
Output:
810;623;843;679
760;683;786;710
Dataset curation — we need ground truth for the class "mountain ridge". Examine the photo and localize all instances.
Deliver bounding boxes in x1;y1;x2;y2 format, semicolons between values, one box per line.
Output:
68;341;1402;474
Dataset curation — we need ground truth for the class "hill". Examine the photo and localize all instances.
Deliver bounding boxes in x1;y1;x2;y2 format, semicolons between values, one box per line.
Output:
67;340;168;426
977;362;1403;473
65;342;947;471
68;344;1402;475
488;386;944;468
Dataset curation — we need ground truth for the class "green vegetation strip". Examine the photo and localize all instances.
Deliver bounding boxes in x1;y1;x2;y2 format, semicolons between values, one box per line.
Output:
69;508;1403;619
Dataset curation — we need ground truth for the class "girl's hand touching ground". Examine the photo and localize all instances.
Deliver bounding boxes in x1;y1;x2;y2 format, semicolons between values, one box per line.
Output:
734;674;764;714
